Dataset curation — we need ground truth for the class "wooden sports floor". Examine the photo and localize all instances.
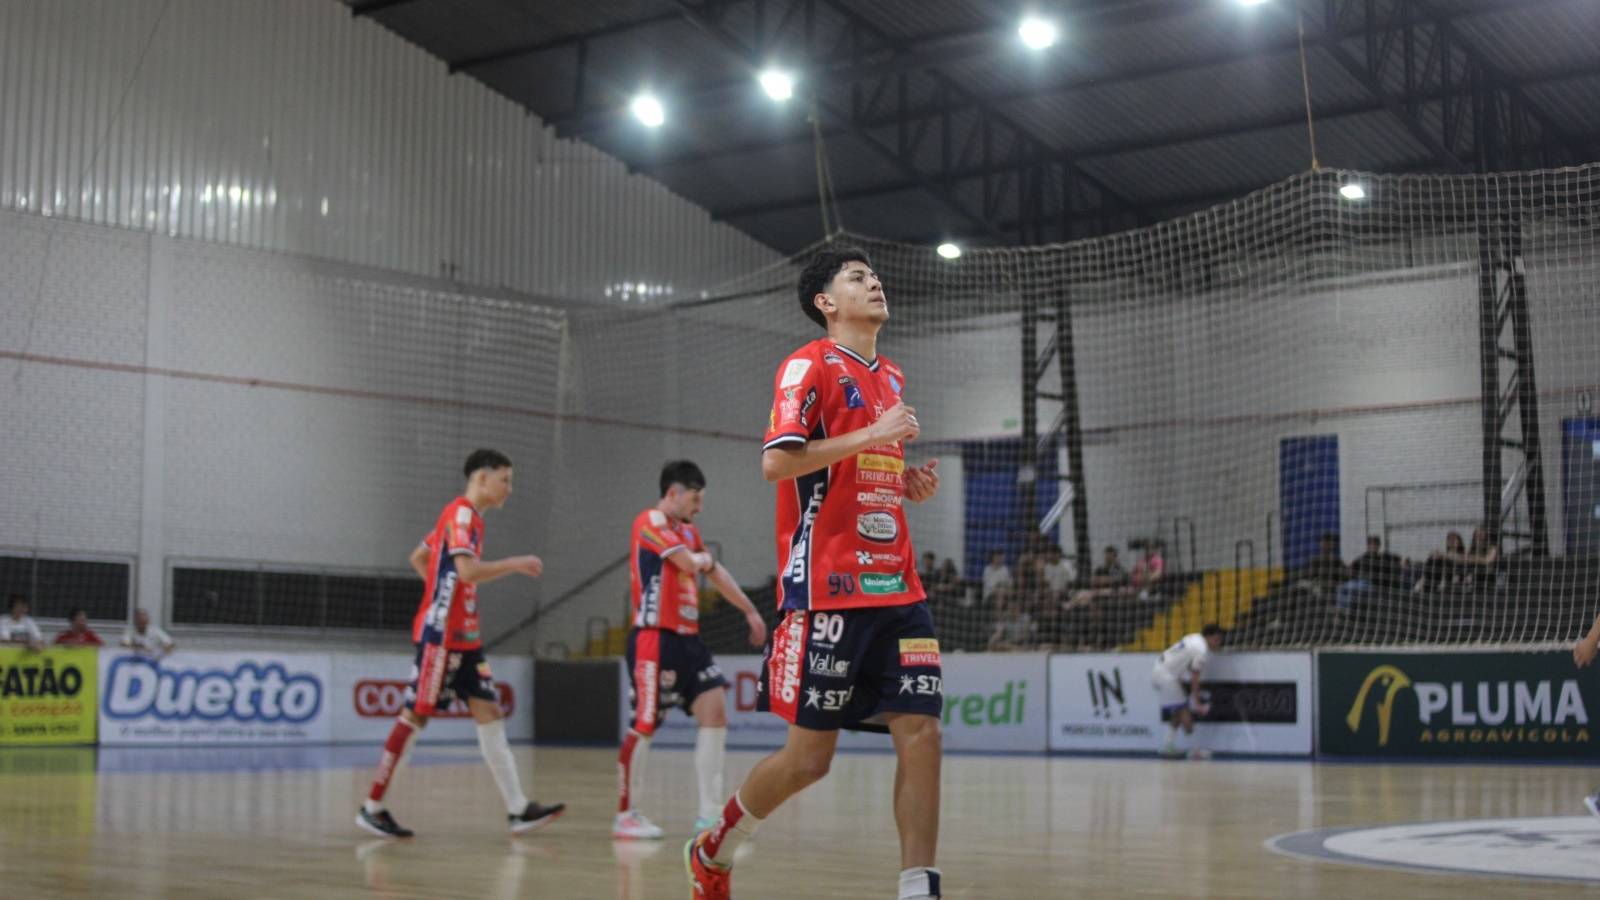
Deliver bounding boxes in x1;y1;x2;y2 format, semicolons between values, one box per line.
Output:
0;743;1593;898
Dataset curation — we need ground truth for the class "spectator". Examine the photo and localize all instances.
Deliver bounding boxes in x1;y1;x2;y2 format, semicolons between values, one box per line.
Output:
1336;537;1404;611
1;594;44;651
1416;531;1468;595
1463;527;1500;590
1296;534;1347;600
122;608;176;657
918;552;938;587
981;550;1013;608
54;608;105;646
1068;546;1128;609
1041;545;1076;603
986;597;1036;651
1131;541;1167;602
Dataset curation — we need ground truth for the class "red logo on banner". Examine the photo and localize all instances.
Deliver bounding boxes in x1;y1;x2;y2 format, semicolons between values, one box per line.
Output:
354;680;514;718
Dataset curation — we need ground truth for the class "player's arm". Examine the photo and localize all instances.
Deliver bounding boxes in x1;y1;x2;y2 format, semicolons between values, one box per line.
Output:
664;546;715;573
454;553;542;585
706;561;768;647
1575;613;1600;668
762;402;921;482
408;542;429;580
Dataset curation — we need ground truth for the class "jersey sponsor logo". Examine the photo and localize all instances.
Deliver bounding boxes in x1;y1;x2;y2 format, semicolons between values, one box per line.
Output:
856;512;899;543
857;453;905;474
678;603;699;622
822;352;845;365
649;509;668;527
779;358;812;388
355;679;512;718
856;550;904;567
856;469;903;487
889;374;902;394
804;685;855;711
774;614;806;705
861;572;909;595
455;506;473;526
784;481;828;584
104;657;322;723
807;651;851;679
899;637;941;667
844;384;865;409
856;489;901;507
426;571;458;632
898;674;943;696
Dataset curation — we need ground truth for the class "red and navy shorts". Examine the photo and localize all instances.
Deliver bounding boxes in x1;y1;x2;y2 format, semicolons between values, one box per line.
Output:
405;643;497;715
626;628;727;736
757;601;943;733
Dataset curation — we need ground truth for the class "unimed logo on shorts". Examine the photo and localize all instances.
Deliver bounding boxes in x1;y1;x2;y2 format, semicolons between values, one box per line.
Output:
354;680;514;718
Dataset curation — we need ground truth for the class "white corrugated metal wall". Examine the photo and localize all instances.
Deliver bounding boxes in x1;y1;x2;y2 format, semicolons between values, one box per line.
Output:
0;0;779;300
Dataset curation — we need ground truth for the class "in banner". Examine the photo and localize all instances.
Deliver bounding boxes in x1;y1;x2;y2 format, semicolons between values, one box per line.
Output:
0;646;98;745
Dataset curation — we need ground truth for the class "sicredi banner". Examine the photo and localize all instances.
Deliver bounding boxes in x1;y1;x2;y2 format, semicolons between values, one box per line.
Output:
0;646;98;745
619;652;1048;752
1318;650;1598;758
1049;652;1312;755
98;650;332;745
329;653;532;743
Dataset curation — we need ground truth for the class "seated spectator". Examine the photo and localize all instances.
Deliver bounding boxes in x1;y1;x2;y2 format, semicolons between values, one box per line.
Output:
54;608;105;646
1336;537;1404;611
1041;545;1076;603
1416;530;1470;595
981;550;1013;608
918;551;938;588
1295;534;1347;601
0;594;44;651
122;608;176;657
986;598;1036;651
1068;546;1128;609
1131;541;1167;602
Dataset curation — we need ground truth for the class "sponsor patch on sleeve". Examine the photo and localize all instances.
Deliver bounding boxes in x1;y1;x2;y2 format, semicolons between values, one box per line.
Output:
899;638;941;667
648;510;668;527
779;358;812;388
455;506;473;526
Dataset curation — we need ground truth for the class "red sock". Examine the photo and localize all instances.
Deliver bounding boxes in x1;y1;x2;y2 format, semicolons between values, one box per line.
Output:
617;730;640;813
700;793;747;862
368;718;418;804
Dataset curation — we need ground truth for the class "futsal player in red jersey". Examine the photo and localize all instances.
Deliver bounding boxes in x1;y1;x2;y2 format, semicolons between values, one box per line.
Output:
357;449;565;839
614;460;767;840
687;248;944;900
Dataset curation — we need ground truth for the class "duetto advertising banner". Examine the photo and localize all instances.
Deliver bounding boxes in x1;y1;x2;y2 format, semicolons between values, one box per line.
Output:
620;652;1049;752
98;650;332;745
1049;652;1313;755
0;646;98;745
1319;650;1598;758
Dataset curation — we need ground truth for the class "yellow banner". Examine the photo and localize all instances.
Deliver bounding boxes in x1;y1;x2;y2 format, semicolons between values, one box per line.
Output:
857;453;905;474
0;646;98;745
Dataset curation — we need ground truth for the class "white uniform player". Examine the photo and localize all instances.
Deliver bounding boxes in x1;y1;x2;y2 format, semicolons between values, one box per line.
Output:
1151;624;1224;757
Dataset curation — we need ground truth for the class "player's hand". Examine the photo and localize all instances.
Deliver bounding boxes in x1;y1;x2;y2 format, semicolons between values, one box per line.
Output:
1576;638;1598;669
745;611;768;647
513;555;544;578
693;551;716;573
870;402;920;445
1191;701;1211;717
904;458;940;503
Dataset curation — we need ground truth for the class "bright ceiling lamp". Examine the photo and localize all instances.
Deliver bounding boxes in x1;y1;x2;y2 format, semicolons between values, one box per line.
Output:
630;93;665;128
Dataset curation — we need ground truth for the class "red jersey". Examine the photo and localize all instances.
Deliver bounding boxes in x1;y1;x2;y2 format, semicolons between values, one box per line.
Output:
630;508;704;635
411;497;486;650
762;339;925;611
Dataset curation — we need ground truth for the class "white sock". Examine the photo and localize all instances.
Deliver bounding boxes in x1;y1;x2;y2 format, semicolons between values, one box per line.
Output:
707;792;763;867
476;719;530;815
899;866;942;899
628;732;652;814
1163;723;1179;750
694;726;726;821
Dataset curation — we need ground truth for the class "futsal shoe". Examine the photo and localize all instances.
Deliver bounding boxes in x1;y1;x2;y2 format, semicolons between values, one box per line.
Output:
685;833;732;900
1188;748;1213;760
613;810;665;840
1585;792;1600;821
356;807;414;839
509;800;566;834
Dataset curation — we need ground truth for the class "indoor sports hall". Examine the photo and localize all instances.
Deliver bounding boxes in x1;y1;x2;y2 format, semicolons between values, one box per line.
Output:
2;1;1599;897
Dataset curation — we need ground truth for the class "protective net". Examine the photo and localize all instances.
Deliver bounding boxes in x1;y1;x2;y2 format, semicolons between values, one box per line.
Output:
559;165;1600;654
4;166;1599;653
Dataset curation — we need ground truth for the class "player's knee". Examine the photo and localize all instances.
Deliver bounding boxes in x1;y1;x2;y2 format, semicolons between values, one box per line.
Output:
785;747;833;785
903;715;942;750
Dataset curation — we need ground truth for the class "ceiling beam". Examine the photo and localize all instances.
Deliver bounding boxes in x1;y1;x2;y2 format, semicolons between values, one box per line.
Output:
349;0;425;17
447;10;686;73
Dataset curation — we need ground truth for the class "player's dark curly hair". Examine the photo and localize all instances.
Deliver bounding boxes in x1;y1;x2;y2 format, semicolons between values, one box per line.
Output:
796;245;872;329
463;448;513;478
660;460;706;497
